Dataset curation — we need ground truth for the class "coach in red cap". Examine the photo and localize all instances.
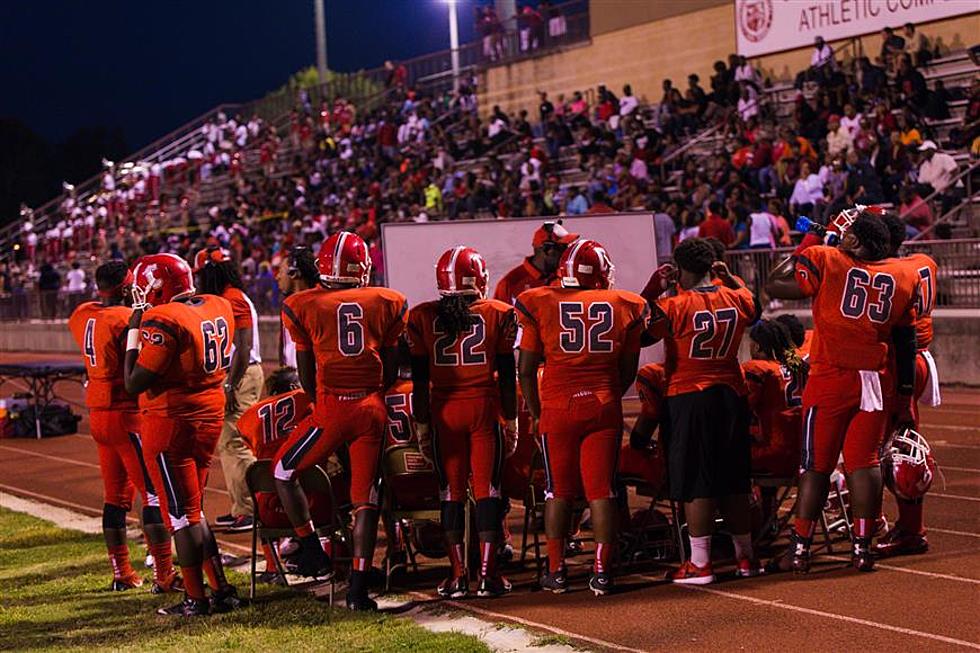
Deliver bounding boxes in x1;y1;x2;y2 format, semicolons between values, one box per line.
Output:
493;220;579;305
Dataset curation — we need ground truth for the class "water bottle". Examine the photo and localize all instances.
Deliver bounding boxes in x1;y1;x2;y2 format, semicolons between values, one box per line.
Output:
795;216;838;246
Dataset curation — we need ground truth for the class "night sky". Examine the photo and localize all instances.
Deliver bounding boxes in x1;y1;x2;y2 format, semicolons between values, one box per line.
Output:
0;0;479;150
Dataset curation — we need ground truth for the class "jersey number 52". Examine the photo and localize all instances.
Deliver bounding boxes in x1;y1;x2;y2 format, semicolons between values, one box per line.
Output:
559;302;614;353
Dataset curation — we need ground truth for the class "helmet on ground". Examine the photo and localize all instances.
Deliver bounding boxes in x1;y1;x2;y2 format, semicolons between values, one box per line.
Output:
882;428;938;501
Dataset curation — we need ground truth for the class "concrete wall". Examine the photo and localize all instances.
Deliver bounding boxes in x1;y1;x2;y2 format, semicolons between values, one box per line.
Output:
2;313;977;386
481;3;979;116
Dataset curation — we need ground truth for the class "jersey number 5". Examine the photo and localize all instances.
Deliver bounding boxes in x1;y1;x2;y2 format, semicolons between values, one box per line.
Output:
840;268;895;323
690;308;738;359
257;396;296;444
559;302;614;353
201;317;232;373
83;318;97;366
385;393;414;442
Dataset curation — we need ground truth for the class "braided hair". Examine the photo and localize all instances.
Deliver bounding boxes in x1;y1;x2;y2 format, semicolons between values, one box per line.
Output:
773;314;805;348
435;294;476;341
197;257;245;295
750;318;809;382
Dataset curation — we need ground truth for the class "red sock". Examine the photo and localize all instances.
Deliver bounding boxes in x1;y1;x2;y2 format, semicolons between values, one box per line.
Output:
203;555;228;590
352;556;369;572
479;540;497;578
896;499;924;535
107;543;135;579
448;543;465;578
181;565;206;600
261;542;277;572
853;517;874;538
793;518;816;541
547;537;565;573
148;541;175;583
594;542;611;574
294;520;315;538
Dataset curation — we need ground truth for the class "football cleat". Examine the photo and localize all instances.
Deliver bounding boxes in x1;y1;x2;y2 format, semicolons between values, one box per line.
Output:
224;515;253;533
497;542;514;562
874;529;929;557
477;575;512;598
735;558;765;578
110;573;144;591
213;514;236;528
256;571;286;585
210;584;248;613
295;544;334;579
791;532;813;574
668;560;715;585
852;538;875;572
588;572;614;596
436;575;469;599
565;539;584;556
539;569;569;594
345;592;379;611
157;596;210;617
150;572;184;594
436;246;489;298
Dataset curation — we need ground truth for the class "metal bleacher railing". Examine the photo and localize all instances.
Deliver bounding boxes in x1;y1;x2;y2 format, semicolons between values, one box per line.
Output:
3;237;978;321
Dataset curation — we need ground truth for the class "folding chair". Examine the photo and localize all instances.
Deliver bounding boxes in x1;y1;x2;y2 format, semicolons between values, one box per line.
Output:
380;444;472;590
245;460;346;605
617;474;679;566
751;473;851;556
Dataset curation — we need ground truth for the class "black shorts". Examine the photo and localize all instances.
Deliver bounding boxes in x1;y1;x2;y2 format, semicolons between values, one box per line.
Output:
663;385;751;502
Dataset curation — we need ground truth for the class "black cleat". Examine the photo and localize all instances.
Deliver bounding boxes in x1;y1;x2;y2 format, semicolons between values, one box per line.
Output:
345;592;378;611
588;572;614;596
110;573;144;591
210;584;248;613
157;596;210;617
149;572;183;595
437;575;469;598
295;544;334;579
477;575;512;598
539;569;569;594
852;538;875;572
766;532;811;574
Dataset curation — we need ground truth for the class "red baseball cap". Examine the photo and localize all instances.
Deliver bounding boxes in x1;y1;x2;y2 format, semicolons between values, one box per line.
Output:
532;220;579;248
193;246;231;272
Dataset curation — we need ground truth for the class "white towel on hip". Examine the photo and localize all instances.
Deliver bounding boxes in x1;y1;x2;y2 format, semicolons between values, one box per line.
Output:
919;350;942;408
859;370;884;412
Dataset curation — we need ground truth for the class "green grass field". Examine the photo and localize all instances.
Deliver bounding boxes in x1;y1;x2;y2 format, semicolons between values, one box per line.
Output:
0;508;488;652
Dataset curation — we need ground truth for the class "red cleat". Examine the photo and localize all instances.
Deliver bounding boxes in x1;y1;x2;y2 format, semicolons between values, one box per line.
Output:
874;529;929;557
735;558;765;578
668;560;715;585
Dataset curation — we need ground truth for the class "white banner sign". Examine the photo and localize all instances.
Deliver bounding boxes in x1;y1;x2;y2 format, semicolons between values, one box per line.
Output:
735;0;979;57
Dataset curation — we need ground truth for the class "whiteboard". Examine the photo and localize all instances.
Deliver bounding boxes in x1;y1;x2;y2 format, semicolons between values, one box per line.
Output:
381;212;663;371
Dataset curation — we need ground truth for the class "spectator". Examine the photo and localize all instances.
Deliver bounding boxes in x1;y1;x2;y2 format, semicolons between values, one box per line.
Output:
917;140;963;214
619;84;639;119
789;160;824;218
66;261;87;310
898;185;934;238
678;208;702;242
840;104;863;138
796;36;836;88
539;91;554;125
825;115;853;158
768;199;792;246
880;27;906;72
896;54;928;110
651;199;676;258
747;202;778;249
698;201;735;246
904;22;934;67
38;261;60;320
587;191;614;214
737;86;759;123
566;186;589;215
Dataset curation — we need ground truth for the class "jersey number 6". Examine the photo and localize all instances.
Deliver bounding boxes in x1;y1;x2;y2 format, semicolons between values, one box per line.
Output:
338;302;364;357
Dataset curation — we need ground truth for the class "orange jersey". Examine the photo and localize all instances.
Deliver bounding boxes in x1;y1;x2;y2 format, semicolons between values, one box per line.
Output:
649;285;758;396
281;286;407;395
515;286;648;408
493;258;551;305
905;252;937;350
237;389;313;459
68;302;137;411
800;328;814;359
742;358;804;447
635;363;666;421
407;298;517;399
384;378;416;449
136;294;235;421
221;286;261;364
795;246;919;371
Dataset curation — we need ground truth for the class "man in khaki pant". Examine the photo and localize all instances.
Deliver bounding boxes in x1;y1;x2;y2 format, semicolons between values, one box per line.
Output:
194;247;265;532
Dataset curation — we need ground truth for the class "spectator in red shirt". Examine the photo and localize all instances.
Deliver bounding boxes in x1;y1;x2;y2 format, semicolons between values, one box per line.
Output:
587;191;615;214
698;201;735;246
898;184;934;238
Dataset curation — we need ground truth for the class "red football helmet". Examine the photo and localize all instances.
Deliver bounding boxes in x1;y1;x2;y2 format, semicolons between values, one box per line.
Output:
131;253;195;308
436;246;488;298
192;246;231;272
828;204;887;238
558;239;615;289
883;428;938;501
318;231;371;286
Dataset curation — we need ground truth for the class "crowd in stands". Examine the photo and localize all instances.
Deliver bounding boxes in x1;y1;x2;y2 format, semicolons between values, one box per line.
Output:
2;21;977;319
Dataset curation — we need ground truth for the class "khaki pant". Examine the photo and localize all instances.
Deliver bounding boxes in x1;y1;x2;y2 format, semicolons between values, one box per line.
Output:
219;363;264;516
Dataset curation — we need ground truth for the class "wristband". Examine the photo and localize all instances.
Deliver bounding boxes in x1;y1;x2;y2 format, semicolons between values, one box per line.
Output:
126;329;140;352
504;418;518;433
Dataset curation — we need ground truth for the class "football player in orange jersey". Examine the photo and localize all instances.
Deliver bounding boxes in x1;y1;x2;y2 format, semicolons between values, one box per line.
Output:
68;261;179;593
122;253;244;617
194;247;264;533
876;215;940;556
766;210;920;573
408;246;518;599
622;363;667;486
273;231;407;611
277;246;320;368
517;239;648;596
773;313;811;359
644;238;761;584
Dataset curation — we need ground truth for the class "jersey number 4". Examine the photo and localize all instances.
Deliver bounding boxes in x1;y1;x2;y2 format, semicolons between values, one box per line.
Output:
434;315;487;366
840;268;895;324
257;396;297;444
559;302;614;353
201;317;233;373
690;308;738;360
83;318;97;366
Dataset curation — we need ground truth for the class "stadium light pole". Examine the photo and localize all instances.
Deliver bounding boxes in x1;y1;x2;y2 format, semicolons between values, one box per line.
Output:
314;0;328;83
447;0;460;91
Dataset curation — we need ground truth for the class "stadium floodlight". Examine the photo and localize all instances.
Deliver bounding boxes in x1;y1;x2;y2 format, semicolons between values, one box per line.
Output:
446;0;460;91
